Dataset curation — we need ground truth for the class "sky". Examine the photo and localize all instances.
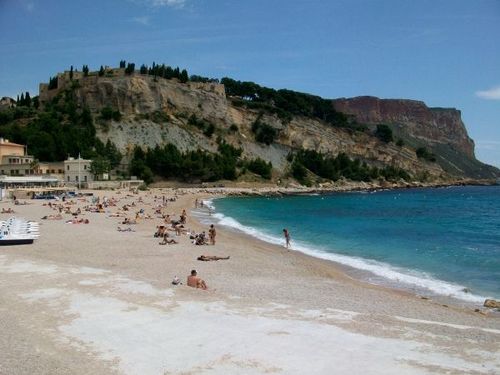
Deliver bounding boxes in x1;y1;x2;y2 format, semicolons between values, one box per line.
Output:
1;0;499;167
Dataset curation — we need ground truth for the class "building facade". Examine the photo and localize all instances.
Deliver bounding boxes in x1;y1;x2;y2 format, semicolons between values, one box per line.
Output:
0;138;35;176
64;157;93;186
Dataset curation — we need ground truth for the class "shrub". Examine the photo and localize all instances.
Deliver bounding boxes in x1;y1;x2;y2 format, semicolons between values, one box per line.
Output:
375;124;393;143
416;147;436;162
203;123;215;138
251;119;278;145
246;158;272;179
100;106;121;121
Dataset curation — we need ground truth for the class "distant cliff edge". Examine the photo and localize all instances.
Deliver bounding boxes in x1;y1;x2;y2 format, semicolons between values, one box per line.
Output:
332;96;497;178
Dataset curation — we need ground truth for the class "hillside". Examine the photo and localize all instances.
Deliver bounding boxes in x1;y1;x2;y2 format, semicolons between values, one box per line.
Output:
1;65;498;184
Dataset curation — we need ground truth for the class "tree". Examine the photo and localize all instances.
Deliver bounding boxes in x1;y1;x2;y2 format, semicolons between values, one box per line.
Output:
90;157;111;180
251;119;278;145
125;63;135;75
98;65;105;76
119;60;126;68
416;147;436;162
48;76;58;90
82;65;89;77
180;69;189;83
247;158;272;179
24;92;31;107
375;124;393;143
140;64;148;74
70;65;74;80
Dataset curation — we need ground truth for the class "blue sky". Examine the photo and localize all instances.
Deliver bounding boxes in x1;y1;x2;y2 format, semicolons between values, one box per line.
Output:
1;0;499;167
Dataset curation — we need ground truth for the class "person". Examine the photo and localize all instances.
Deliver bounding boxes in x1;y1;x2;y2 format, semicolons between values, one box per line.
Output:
187;270;207;290
197;255;230;261
283;228;291;249
159;232;178;245
208;224;216;245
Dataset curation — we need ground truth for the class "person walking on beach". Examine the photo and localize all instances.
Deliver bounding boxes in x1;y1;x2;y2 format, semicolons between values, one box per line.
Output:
283;228;291;249
187;270;207;290
209;224;216;245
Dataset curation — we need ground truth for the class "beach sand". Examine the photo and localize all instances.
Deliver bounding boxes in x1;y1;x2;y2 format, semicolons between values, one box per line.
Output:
0;188;499;375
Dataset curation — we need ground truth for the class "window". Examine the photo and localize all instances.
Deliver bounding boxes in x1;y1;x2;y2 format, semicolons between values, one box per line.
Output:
84;165;87;170
67;176;70;182
25;169;29;175
84;176;87;182
76;176;79;182
67;165;70;171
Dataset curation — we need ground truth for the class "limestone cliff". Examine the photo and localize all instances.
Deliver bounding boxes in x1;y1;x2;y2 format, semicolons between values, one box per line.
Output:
36;71;497;180
332;96;498;178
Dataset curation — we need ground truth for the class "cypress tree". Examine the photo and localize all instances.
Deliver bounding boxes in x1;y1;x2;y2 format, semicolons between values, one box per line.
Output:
98;65;105;76
180;69;189;83
70;65;74;80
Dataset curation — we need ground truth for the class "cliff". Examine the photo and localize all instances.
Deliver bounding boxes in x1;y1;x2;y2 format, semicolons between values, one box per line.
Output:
30;71;498;181
332;96;498;178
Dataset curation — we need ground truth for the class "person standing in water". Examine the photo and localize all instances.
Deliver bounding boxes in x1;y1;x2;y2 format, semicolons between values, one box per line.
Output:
283;228;291;249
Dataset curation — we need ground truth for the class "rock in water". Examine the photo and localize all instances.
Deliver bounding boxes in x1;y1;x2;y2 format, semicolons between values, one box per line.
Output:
483;299;500;308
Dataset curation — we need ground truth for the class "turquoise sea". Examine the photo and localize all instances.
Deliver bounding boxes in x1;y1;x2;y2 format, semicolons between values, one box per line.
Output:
201;186;500;304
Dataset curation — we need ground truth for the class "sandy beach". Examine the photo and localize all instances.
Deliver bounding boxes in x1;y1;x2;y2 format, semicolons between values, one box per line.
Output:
0;188;499;375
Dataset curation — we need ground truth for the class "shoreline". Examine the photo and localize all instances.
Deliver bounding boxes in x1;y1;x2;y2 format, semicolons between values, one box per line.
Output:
150;177;498;197
0;186;498;374
191;190;496;311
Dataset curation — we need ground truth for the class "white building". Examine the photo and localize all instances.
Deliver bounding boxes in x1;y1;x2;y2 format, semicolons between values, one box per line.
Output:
64;157;93;186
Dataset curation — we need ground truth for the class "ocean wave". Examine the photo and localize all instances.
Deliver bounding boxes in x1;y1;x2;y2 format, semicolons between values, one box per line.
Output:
209;208;489;304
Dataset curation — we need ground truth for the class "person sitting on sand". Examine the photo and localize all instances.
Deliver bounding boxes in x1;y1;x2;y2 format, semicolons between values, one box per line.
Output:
197;255;230;261
193;231;207;245
187;270;207;290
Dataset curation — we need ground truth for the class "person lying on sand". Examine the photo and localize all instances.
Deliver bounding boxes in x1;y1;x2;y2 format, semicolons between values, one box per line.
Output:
41;214;62;220
66;218;90;224
187;269;207;290
2;208;14;213
117;226;135;232
159;232;178;245
122;218;137;225
197;255;230;261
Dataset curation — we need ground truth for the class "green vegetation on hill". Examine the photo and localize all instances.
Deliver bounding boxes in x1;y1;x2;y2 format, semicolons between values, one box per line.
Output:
290;149;411;185
416;147;437;162
221;77;350;128
0;84;121;169
375;124;393;143
129;141;272;184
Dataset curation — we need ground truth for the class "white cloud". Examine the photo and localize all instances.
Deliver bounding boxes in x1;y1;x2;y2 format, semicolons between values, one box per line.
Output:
130;0;187;8
150;0;186;6
475;86;500;100
132;16;150;25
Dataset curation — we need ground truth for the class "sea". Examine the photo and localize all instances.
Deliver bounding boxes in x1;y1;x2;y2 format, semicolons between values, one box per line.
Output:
196;186;500;305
